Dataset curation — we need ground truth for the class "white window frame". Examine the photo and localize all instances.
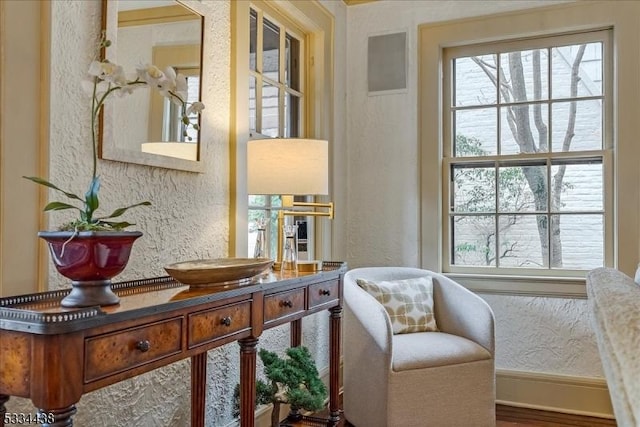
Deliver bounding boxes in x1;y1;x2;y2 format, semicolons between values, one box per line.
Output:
418;2;640;297
230;1;334;259
442;29;614;279
247;5;308;259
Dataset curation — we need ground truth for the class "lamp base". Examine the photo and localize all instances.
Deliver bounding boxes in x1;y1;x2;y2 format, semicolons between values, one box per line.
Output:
297;260;323;273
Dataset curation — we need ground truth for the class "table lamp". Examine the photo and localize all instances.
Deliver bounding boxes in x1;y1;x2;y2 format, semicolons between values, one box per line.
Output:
247;138;334;271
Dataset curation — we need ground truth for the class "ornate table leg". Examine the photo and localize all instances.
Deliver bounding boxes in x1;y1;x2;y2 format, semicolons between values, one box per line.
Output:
40;405;77;427
239;338;259;427
328;306;343;426
191;353;207;427
290;319;302;347
286;319;304;423
0;394;8;427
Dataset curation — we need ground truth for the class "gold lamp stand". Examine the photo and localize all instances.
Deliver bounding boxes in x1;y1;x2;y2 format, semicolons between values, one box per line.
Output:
274;195;334;272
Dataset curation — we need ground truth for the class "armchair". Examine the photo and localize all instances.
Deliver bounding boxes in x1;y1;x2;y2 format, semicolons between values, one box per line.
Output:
343;267;496;427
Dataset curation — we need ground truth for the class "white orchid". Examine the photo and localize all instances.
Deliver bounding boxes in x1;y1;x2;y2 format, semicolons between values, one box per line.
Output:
187;101;205;116
136;64;165;86
84;35;205;174
23;34;206;232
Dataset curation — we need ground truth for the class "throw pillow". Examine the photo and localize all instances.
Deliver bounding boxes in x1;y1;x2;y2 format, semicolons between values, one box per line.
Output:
356;276;437;334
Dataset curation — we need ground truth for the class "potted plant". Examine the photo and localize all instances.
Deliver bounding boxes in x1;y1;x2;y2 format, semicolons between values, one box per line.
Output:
24;34;205;308
233;346;328;427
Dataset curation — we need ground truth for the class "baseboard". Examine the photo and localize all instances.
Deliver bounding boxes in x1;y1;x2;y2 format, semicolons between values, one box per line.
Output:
496;404;617;427
496;369;615;419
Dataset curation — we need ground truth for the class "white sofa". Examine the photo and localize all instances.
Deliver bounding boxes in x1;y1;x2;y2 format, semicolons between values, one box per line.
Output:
343;267;496;427
586;267;640;427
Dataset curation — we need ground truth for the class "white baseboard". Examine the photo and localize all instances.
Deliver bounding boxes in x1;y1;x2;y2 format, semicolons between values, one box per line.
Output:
496;369;614;419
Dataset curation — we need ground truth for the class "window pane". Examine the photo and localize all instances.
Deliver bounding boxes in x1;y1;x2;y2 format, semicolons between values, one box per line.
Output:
454;55;497;106
500;49;549;103
551;161;603;212
270;195;282;207
261;81;279;137
249;195;266;206
551;214;603;269
551;100;602;152
262;19;280;81
249;9;257;71
285;33;300;90
552;42;602;99
263;18;280;80
498;214;544;268
452;165;495;213
249;76;257;132
498;165;546;213
452;215;496;267
454;108;497;156
285;93;300;137
500;104;548;155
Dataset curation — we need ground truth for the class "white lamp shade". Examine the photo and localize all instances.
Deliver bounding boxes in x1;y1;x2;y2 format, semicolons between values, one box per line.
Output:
247;138;329;195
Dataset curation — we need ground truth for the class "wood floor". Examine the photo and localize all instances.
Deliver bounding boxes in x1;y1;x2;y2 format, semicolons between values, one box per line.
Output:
299;403;617;427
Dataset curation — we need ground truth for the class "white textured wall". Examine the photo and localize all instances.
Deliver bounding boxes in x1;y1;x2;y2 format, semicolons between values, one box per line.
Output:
344;0;605;378
5;1;346;425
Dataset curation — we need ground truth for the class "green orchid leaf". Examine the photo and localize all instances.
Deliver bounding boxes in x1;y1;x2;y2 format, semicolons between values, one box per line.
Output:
23;176;83;201
85;176;101;209
99;221;136;230
84;176;101;220
43;201;82;212
96;201;152;220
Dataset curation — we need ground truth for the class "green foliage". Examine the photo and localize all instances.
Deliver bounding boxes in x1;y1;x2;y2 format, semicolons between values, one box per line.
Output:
232;346;328;421
23;175;151;231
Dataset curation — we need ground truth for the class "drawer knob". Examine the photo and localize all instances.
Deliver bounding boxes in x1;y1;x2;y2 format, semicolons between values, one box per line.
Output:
221;316;232;327
281;300;293;308
320;289;331;296
135;340;151;353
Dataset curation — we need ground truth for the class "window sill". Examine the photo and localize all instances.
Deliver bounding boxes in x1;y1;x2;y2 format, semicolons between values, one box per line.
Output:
445;273;587;298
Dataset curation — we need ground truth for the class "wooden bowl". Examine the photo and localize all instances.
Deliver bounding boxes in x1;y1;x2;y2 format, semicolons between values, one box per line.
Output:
164;258;273;286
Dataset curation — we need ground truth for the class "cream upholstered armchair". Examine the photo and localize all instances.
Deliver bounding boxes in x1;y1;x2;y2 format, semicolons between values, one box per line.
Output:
344;267;496;427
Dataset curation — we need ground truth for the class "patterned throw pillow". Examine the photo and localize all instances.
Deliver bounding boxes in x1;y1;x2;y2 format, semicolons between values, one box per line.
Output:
356;276;438;334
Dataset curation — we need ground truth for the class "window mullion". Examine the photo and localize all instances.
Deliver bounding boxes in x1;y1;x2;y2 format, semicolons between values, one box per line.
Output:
256;11;264;133
278;24;286;137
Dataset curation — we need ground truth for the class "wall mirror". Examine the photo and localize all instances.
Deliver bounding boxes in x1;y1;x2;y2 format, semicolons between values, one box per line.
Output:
99;0;205;173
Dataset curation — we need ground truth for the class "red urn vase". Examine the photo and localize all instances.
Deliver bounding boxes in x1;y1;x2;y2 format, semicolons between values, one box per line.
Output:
39;231;142;308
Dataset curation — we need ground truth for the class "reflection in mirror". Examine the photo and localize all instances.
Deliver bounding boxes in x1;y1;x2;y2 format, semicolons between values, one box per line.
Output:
100;0;204;172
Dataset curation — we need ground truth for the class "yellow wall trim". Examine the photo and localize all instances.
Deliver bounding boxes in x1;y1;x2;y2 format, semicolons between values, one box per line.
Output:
497;369;614;419
118;5;199;27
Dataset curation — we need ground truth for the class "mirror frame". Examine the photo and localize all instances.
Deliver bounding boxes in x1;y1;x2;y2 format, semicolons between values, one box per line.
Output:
98;0;205;173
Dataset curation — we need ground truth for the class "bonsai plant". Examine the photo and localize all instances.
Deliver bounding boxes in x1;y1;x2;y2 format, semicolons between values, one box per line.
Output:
233;346;328;427
23;34;205;308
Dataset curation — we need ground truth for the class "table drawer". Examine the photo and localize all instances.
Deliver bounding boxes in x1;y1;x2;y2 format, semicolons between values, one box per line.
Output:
84;317;183;382
264;289;305;324
308;280;339;309
188;301;251;349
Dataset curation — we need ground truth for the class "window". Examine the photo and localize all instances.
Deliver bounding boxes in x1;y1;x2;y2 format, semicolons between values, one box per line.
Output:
442;30;612;276
247;5;306;258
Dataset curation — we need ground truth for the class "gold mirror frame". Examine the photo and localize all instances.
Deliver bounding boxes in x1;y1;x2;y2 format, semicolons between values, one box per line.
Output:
99;0;205;173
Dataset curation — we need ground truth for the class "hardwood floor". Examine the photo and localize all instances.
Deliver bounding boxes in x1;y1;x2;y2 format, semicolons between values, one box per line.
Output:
298;403;617;427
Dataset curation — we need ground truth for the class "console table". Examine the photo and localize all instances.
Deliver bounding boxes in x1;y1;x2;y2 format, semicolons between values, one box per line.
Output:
0;261;346;427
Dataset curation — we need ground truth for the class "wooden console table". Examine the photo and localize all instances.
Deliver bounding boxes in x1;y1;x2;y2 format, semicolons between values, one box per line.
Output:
0;262;346;427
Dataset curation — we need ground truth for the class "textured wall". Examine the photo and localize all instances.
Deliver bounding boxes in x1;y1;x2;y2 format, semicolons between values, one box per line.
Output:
344;0;605;378
482;294;602;376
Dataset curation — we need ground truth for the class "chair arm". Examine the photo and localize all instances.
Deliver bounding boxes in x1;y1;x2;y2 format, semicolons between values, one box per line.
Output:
432;273;495;355
343;278;394;366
